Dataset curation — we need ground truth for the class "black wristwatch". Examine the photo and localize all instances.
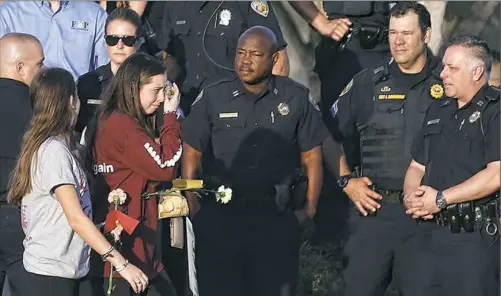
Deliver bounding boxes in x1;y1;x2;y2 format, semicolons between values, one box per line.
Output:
337;173;354;189
435;190;448;209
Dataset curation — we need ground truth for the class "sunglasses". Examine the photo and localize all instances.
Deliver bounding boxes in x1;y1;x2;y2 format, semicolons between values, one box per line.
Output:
104;35;137;47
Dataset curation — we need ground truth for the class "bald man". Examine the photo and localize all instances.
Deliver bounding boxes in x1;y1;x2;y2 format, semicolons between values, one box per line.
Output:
182;26;327;296
0;33;44;296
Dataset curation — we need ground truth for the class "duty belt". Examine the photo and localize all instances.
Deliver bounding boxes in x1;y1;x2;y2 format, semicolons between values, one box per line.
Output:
433;199;499;235
363;185;403;217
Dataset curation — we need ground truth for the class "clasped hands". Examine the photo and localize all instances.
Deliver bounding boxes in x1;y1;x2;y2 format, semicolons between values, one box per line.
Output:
404;185;441;220
345;178;441;219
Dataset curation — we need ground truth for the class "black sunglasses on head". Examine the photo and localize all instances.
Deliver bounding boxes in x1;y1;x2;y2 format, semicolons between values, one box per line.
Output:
104;35;137;47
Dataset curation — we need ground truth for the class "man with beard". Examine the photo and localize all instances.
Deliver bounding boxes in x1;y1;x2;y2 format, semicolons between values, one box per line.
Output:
181;26;328;296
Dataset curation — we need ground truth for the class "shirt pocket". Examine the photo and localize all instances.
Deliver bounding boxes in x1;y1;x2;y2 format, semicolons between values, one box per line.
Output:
212;114;247;155
422;122;443;161
455;123;484;168
206;19;242;63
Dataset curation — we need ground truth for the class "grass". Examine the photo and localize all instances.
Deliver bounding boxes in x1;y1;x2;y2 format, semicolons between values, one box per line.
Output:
297;240;346;296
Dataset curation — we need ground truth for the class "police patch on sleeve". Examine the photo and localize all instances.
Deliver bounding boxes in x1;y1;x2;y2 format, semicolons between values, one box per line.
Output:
192;90;204;106
251;0;269;17
308;93;320;111
329;100;339;117
339;79;353;97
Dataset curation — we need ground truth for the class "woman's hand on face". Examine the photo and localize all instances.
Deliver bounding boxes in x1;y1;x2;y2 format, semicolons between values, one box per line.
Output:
163;81;181;114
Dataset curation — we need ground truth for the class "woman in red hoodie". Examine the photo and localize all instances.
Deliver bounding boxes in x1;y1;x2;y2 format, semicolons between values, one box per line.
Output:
84;53;181;296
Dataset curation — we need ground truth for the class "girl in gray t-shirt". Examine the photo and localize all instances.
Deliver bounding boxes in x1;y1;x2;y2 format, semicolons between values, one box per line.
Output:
7;67;148;296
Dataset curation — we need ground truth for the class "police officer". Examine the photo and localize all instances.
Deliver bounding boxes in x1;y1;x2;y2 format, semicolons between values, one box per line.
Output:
181;26;328;296
151;1;289;115
325;3;444;295
76;7;142;139
403;35;499;296
0;33;44;296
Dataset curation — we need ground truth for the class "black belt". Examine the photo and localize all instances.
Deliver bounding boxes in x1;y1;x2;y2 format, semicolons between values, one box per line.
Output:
371;185;403;204
432;199;499;235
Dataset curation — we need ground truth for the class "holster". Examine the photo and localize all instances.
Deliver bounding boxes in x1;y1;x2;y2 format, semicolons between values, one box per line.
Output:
356;24;387;49
274;171;308;214
435;198;500;235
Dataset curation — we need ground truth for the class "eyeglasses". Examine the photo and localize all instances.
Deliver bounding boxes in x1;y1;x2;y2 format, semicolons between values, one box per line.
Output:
104;35;137;47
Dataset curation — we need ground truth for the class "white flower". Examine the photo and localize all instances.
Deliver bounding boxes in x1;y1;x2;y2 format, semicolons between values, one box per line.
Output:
216;186;232;204
108;188;127;205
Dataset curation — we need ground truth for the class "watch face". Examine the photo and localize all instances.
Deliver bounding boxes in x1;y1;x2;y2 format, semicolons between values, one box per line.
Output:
436;193;447;209
337;177;348;188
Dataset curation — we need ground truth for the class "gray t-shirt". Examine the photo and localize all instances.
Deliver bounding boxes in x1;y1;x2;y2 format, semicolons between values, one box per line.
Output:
21;137;92;279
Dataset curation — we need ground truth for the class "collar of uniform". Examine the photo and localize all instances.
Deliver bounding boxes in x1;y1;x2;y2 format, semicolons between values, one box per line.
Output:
95;63;113;82
464;84;490;109
39;1;70;9
231;76;278;100
444;84;490;110
0;78;29;90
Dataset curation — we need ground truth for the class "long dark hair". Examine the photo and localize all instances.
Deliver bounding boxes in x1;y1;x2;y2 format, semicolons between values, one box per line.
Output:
82;52;166;181
9;68;77;205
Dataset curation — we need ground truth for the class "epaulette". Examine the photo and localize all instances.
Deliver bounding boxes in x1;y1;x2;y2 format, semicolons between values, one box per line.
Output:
203;76;238;90
372;58;392;84
485;86;500;102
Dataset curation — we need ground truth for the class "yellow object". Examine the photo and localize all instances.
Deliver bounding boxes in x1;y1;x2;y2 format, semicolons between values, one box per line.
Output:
430;84;444;99
158;191;190;219
171;179;204;190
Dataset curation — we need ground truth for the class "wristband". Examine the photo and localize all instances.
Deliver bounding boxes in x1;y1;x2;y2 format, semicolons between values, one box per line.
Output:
114;260;130;272
101;245;115;262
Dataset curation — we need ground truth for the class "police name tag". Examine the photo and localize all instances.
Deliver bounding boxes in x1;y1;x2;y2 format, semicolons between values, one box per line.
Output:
219;112;238;118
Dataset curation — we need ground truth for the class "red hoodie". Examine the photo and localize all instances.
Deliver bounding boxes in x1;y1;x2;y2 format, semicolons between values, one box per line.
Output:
94;111;181;279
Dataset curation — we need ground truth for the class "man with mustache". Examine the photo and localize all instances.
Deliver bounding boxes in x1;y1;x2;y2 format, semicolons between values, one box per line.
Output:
181;26;328;296
324;2;444;295
403;35;499;296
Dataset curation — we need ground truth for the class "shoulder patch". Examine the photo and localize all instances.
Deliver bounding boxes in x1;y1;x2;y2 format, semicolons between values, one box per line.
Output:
330;100;339;117
308;93;320;111
192;90;204;106
251;0;269;17
339;79;353;97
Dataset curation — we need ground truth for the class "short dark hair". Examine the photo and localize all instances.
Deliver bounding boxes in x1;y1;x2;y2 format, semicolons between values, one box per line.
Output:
390;1;431;36
105;7;142;37
491;50;500;64
446;35;492;73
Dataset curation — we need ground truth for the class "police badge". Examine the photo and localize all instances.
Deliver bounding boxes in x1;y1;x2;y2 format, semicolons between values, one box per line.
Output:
469;111;481;123
219;9;232;26
430;84;444;99
277;103;290;116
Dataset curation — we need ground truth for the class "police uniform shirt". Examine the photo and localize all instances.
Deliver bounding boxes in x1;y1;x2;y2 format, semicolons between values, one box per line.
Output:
330;54;443;142
181;75;328;191
0;78;32;202
75;63;113;133
411;85;500;191
155;1;287;92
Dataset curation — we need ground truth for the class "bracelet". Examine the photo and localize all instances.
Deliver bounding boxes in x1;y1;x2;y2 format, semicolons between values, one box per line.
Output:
101;245;115;262
163;110;177;115
114;260;130;273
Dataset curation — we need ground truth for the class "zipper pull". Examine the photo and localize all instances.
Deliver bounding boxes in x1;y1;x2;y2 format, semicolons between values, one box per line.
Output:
271;111;275;123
